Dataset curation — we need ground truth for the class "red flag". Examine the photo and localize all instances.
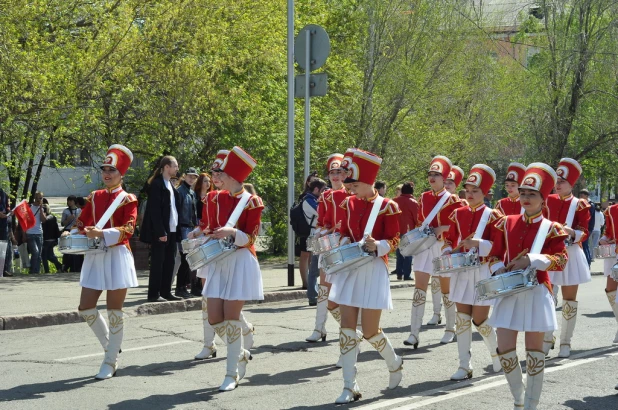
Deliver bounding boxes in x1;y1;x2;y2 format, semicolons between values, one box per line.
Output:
14;199;35;231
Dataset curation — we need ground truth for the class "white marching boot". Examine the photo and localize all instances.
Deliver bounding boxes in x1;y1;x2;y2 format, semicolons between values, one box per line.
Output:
475;319;501;372
219;320;243;391
451;313;473;380
558;300;578;358
79;308;109;350
366;330;403;389
605;290;618;343
440;293;456;344
524;350;545;410
498;348;525;409
542;330;555;357
95;310;123;380
306;285;329;342
195;298;217;360
240;312;254;350
427;277;442;325
335;328;362;404
404;289;426;348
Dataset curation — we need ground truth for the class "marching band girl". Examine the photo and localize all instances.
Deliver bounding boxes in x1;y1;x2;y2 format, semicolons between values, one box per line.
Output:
543;158;590;358
192;147;264;391
441;165;503;380
328;149;403;404
488;163;568;410
405;156;462;348
74;144;138;379
495;163;527;216
598;203;618;344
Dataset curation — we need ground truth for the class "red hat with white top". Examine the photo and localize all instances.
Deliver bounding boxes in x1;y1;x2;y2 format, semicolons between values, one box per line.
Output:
447;165;465;186
101;144;133;176
555;158;582;187
340;148;357;171
428;155;452;178
465;164;496;195
211;150;230;170
505;162;526;184
219;146;257;183
520;163;558;198
326;153;344;171
345;149;382;185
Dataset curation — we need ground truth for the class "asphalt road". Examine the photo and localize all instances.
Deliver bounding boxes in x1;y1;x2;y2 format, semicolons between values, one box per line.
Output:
1;276;617;410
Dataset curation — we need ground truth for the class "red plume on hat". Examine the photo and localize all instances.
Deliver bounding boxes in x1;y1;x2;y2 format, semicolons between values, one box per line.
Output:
211;149;230;170
428;155;452;178
340;148;357;171
520;163;557;198
345;149;382;185
505;162;526;184
326;153;344;171
101;144;133;176
220;146;257;183
465;164;496;195
447;165;465;186
555;158;582;186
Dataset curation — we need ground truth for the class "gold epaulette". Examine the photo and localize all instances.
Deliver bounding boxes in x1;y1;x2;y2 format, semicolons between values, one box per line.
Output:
548;222;568;239
247;196;264;210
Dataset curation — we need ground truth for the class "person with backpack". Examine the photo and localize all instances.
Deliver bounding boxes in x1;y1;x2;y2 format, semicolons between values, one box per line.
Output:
41;204;63;273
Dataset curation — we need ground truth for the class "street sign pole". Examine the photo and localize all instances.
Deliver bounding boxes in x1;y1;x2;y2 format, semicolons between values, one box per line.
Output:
287;0;295;286
304;29;311;179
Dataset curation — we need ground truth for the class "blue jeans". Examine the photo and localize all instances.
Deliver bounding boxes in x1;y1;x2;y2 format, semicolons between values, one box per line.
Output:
27;233;43;274
396;248;413;279
307;254;320;303
582;239;592;267
42;240;62;273
0;227;12;274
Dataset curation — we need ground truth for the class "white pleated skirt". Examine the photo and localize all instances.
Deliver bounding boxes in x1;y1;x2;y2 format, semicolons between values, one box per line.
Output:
548;244;591;286
449;263;493;306
328;257;392;310
196;264;209;279
80;245;138;290
603;258;617;277
487;284;557;332
413;240;444;275
203;248;264;301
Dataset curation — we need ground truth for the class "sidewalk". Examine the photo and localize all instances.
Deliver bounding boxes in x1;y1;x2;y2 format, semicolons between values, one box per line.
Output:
0;259;414;330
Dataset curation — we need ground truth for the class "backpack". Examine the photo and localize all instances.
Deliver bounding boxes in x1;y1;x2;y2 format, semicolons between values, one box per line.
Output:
290;199;314;237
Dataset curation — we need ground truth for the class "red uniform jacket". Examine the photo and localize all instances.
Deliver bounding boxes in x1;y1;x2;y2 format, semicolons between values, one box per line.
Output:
76;186;137;248
392;194;419;233
317;187;349;230
495;196;523;216
417;188;462;240
338;193;401;265
491;212;569;288
602;205;618;252
199;189;264;255
545;194;590;244
443;204;505;271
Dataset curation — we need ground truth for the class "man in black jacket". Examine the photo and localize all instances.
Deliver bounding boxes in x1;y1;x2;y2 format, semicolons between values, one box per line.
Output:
140;156;182;302
174;167;199;298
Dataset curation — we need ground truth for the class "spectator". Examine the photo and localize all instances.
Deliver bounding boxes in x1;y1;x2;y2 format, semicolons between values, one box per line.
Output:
298;172;318;202
26;191;47;274
299;178;326;292
590;203;604;260
375;180;387;197
394;184;403;198
305;178;327;304
61;195;82;272
0;187;12;276
393;182;418;280
579;189;594;266
484;189;494;208
140;156;182;302
192;172;214;296
41;204;63;273
174;167;199;299
15;222;29;271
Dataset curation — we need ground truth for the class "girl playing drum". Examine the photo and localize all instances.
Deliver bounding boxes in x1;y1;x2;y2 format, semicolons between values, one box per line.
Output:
598;203;618;344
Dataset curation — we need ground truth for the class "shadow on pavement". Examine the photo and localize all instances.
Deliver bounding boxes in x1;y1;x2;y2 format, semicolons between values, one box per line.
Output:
563;394;618;409
0;376;99;402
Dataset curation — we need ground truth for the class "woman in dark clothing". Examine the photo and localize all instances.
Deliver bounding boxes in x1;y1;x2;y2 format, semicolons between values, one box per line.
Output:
41;204;63;273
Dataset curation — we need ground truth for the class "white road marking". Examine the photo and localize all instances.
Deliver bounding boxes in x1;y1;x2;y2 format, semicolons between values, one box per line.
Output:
54;340;192;362
358;345;618;410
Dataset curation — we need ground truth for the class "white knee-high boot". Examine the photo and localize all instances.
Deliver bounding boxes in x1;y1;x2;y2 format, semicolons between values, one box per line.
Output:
331;307;360;368
524;350;545;410
605;290;618;343
475;319;501;372
95;310;123;380
239;312;254;350
427;277;442;325
195;298;217;360
440;293;456;344
499;348;524;409
219;320;244;391
306;285;329;342
404;289;426;348
335;328;362;404
451;312;473;380
542;330;555;356
558;300;578;358
79;308;109;350
366;329;403;389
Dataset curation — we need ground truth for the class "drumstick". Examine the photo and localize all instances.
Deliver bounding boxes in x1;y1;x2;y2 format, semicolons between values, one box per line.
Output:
452;233;476;253
506;248;529;270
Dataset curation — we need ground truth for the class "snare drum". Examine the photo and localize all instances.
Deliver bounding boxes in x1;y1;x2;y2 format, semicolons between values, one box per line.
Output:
475;267;538;301
59;234;101;255
433;251;479;275
320;242;371;275
186;239;236;271
398;227;436;257
306;236;317;253
181;237;208;254
594;245;617;259
313;233;341;254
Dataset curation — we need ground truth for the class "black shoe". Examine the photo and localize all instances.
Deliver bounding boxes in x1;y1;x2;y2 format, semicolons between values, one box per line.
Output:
3;271;13;277
175;289;193;299
403;277;414;281
397;275;402;280
147;296;167;303
162;294;181;301
190;288;202;297
308;301;317;306
390;270;398;275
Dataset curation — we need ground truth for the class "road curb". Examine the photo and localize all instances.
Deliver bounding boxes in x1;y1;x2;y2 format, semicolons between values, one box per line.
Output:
0;282;415;331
